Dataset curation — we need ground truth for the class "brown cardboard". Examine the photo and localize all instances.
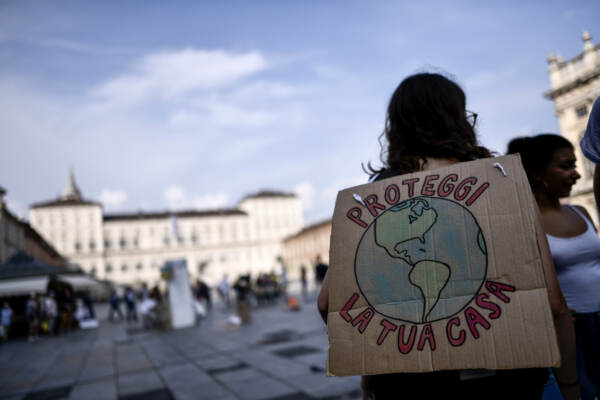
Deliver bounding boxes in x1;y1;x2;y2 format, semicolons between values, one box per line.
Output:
326;155;560;376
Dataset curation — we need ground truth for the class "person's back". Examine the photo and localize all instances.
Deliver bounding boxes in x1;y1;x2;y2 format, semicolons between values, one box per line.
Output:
1;305;11;326
319;72;578;400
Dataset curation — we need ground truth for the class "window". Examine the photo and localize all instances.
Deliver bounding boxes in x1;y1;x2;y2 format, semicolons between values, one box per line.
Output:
90;266;97;276
121;264;128;272
106;264;113;273
104;239;111;249
576;105;588;118
89;241;96;251
74;242;81;252
163;237;170;245
133;238;139;247
119;238;127;248
136;263;143;271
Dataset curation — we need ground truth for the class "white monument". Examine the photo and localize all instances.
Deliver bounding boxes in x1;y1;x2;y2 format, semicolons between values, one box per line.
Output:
163;259;195;329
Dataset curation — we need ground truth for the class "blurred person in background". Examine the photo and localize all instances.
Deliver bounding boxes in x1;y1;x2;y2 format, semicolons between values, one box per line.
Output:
300;265;308;299
314;256;328;289
60;289;75;333
318;72;578;399
43;293;57;336
508;134;599;400
124;287;138;323
233;275;252;324
26;294;40;341
195;280;212;310
218;274;231;308
108;290;124;322
1;302;12;341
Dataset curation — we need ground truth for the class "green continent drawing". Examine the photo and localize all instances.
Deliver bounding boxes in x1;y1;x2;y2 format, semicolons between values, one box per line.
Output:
355;197;487;324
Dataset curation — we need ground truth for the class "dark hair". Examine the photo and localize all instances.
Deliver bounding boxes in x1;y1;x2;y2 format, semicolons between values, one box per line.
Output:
506;134;573;185
368;72;492;177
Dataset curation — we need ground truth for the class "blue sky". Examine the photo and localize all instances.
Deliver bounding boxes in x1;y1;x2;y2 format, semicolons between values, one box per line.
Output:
1;1;598;224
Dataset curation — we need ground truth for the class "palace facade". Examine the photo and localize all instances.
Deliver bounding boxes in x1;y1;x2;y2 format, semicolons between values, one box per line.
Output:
29;173;303;287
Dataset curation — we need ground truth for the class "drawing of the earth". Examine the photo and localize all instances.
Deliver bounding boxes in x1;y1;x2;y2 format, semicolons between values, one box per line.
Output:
355;197;487;323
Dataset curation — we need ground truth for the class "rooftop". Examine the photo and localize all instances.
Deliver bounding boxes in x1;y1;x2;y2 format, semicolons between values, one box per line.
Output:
30;198;101;209
284;218;331;242
242;190;296;201
104;208;246;221
0;251;70;280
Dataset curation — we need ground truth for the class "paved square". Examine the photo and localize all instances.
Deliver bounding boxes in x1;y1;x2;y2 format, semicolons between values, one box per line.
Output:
0;296;361;400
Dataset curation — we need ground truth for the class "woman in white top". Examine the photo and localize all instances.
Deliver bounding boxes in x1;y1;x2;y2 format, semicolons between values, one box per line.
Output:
508;134;600;400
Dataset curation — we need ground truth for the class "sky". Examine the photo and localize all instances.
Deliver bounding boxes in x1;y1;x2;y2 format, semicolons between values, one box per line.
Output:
1;1;598;224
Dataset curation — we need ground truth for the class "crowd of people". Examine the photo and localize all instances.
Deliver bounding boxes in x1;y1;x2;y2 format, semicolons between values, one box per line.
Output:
108;284;164;328
0;286;97;342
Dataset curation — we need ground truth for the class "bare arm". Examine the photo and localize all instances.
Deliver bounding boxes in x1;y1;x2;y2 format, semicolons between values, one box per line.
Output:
534;205;579;400
317;271;329;323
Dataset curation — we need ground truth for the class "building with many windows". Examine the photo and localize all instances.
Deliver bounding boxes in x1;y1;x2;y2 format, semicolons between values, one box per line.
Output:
545;30;600;224
29;173;304;287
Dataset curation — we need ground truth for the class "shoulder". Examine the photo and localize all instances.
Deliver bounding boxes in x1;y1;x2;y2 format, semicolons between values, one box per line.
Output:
572;205;593;221
571;204;597;231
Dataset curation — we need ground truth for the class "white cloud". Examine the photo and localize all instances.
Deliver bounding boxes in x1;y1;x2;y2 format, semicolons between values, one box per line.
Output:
169;101;275;128
98;189;128;209
92;49;268;106
164;185;187;209
164;185;229;210
193;193;230;210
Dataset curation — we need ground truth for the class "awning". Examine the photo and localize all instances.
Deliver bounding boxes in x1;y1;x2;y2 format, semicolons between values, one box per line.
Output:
0;277;49;297
0;274;102;297
58;274;101;290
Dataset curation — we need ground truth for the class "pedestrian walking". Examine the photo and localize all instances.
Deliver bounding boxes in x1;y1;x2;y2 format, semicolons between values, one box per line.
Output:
108;290;124;322
26;295;40;341
124;287;138;323
314;256;328;286
1;302;12;341
300;265;308;299
218;275;231;308
43;294;57;335
233;275;252;324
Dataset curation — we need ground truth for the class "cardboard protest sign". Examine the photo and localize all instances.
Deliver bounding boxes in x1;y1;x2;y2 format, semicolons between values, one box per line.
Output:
327;155;560;376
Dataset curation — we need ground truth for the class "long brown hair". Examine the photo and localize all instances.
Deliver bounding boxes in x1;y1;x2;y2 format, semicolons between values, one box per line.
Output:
368;73;492;177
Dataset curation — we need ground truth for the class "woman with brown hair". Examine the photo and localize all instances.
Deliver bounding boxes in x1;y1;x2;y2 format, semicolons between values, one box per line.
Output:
508;134;599;400
318;73;578;399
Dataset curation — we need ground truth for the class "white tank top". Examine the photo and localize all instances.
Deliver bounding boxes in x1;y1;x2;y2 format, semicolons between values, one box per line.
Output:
546;205;600;313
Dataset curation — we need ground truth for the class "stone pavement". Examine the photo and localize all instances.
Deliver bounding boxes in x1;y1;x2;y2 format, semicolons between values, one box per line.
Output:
0;295;361;400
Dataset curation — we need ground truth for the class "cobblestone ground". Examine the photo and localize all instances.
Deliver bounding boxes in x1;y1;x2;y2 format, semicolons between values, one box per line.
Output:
0;294;361;400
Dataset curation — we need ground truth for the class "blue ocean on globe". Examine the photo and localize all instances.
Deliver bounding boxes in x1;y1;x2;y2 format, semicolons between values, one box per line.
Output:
354;196;487;323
